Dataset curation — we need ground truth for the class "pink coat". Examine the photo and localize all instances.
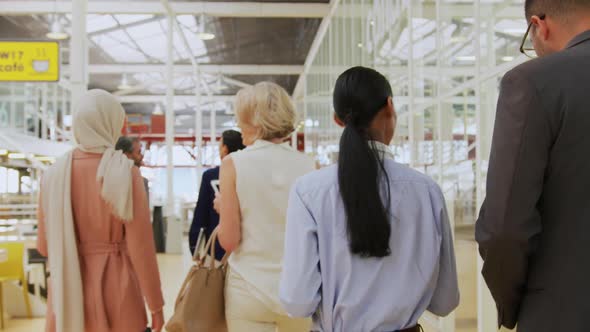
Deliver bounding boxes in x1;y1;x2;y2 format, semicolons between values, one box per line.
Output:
37;149;164;332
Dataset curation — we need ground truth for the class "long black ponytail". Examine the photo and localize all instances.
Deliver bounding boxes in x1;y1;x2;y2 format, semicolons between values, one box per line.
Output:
334;67;393;258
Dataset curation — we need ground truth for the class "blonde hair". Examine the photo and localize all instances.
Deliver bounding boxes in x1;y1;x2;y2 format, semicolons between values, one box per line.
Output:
234;82;296;140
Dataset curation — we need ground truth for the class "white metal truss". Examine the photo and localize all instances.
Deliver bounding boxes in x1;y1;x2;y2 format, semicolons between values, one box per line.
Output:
116;95;234;104
1;1;329;17
62;64;304;76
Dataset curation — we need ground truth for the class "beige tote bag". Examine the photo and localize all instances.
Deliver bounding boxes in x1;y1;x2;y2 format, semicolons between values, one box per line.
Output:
165;228;228;332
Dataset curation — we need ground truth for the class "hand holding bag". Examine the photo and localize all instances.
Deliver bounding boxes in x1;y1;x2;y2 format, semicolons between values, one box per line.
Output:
165;228;228;332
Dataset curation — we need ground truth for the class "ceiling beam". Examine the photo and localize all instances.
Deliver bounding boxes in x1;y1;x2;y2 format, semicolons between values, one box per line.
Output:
118;95;235;103
293;0;341;100
1;1;329;17
115;94;481;105
304;95;478;105
64;64;304;75
418;3;523;19
64;63;478;78
339;3;523;19
88;16;161;37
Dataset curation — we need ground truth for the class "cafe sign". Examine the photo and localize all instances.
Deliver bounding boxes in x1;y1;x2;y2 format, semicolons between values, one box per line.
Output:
0;41;60;82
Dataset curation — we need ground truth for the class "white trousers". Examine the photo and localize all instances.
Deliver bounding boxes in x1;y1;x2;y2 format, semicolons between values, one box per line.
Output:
225;268;311;332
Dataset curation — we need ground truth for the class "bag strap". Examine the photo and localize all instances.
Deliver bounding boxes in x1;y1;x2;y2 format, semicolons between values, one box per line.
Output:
174;268;196;308
198;227;229;269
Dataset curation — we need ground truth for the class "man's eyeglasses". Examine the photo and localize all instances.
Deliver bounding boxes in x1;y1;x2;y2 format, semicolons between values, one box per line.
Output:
520;14;546;58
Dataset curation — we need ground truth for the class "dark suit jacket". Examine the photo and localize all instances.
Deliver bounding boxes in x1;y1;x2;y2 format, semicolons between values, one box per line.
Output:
188;167;225;261
476;30;590;331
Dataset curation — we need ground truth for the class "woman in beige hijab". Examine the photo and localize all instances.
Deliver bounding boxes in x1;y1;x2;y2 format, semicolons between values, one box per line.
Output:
37;89;165;332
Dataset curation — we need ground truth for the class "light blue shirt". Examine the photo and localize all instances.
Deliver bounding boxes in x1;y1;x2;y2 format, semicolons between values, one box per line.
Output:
279;144;460;332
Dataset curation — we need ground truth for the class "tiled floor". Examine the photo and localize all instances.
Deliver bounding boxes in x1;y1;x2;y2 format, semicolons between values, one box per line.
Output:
3;236;483;332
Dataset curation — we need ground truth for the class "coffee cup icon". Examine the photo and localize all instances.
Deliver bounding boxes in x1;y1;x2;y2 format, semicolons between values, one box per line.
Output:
32;59;50;73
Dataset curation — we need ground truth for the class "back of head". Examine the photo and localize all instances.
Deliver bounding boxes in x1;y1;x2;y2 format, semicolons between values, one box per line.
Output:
234;81;296;141
222;130;246;154
115;136;137;154
525;0;590;21
333;66;393;258
73;89;126;152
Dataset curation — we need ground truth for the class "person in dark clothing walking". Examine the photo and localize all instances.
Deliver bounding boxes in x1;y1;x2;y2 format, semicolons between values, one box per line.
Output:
189;130;245;260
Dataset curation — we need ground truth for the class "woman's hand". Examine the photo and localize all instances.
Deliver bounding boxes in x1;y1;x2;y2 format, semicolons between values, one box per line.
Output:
213;193;221;213
151;310;165;332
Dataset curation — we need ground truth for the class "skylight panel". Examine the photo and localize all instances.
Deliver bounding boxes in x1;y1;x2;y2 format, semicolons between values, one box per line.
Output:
114;14;154;25
87;15;118;33
127;20;165;40
108;45;148;63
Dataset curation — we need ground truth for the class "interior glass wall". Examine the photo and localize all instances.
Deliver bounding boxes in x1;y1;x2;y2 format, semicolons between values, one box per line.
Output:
301;0;528;226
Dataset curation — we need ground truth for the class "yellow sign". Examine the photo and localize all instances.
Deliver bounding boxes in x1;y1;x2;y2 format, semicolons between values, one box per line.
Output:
0;41;60;82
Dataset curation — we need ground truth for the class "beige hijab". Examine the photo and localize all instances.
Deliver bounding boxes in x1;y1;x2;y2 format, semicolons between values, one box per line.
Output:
41;89;134;332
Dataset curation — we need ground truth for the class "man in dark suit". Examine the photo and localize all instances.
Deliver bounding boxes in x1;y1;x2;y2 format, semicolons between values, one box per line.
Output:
476;1;590;330
189;130;245;261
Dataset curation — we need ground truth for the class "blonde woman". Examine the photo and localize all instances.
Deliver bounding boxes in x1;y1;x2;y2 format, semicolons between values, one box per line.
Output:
37;90;165;332
215;82;315;331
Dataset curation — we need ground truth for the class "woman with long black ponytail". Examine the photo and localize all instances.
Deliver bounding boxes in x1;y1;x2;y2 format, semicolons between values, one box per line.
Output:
279;67;460;332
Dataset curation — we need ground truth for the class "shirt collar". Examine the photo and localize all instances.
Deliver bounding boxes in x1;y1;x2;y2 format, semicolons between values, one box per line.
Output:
370;141;395;160
250;139;291;150
566;29;590;49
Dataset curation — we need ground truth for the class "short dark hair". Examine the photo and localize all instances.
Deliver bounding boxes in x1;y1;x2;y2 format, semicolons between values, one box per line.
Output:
221;130;245;154
115;136;139;154
525;0;590;20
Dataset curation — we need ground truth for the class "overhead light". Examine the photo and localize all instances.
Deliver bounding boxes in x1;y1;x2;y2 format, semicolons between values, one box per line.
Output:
456;55;476;62
63;115;73;127
370;20;375;26
198;32;215;41
197;14;215;40
357;43;363;48
117;74;132;90
0;149;7;156
153;104;164;115
8;153;26;160
450;36;467;43
502;56;515;62
46;19;69;40
501;28;527;35
36;156;56;163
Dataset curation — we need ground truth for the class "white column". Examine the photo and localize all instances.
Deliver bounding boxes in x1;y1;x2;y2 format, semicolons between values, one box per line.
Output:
10;83;16;129
69;0;88;111
34;87;40;137
194;67;202;192
291;131;297;147
23;84;30;134
435;0;443;185
482;17;497;160
476;1;498;332
165;14;175;217
407;0;415;168
302;74;308;152
41;83;48;140
437;2;454;331
210;106;216;145
51;83;57;140
61;87;68;137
